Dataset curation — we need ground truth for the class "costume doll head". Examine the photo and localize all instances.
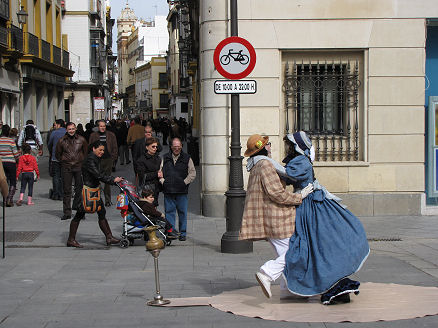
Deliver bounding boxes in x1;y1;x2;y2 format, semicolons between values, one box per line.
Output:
284;131;315;162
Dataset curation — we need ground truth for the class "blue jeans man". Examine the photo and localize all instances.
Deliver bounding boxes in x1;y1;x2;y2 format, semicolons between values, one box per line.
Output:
51;161;63;200
164;194;188;240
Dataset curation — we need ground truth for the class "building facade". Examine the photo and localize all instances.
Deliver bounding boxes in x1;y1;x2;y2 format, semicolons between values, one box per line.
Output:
1;0;73;133
134;57;168;119
116;1;137;117
198;0;438;217
62;0;113;125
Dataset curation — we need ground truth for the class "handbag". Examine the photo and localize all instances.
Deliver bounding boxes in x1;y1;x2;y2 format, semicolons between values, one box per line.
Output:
81;185;102;213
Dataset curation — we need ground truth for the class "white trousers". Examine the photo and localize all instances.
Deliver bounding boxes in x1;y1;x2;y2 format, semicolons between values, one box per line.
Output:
260;238;289;290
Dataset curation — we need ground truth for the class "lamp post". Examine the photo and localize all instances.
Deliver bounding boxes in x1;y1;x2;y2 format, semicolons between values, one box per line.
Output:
221;0;253;254
17;6;28;26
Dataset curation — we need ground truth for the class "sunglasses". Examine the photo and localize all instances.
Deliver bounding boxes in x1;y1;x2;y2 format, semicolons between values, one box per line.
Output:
150;145;158;149
266;142;271;146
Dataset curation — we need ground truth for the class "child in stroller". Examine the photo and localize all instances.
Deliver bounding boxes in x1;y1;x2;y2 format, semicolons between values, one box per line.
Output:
116;180;177;248
136;189;178;240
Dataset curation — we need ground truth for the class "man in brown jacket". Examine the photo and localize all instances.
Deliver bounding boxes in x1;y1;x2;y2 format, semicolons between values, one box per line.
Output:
89;120;118;206
126;116;144;149
55;122;88;220
239;134;313;299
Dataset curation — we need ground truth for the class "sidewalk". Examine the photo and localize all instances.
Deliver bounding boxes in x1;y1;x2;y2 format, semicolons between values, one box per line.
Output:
1;153;438;327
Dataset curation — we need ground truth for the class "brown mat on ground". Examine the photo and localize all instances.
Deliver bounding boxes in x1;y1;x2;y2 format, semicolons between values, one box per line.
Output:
163;283;438;322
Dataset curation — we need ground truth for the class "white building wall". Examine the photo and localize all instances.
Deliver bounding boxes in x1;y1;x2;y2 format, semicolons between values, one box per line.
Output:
138;16;169;64
62;15;90;82
199;0;436;217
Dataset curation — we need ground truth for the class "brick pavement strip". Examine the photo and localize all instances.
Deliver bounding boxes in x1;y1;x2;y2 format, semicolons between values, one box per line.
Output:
0;155;438;327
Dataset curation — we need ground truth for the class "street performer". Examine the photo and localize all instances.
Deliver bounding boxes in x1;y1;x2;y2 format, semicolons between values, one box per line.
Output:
239;134;313;299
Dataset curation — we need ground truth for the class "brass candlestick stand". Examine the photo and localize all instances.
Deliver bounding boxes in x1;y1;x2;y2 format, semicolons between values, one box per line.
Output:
145;225;170;306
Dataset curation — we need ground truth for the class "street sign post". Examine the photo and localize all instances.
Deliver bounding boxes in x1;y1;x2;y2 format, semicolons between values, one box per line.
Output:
214;23;255;254
214;80;257;94
213;36;256;80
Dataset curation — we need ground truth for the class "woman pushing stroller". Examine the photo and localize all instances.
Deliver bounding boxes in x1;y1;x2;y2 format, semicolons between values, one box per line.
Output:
66;140;123;248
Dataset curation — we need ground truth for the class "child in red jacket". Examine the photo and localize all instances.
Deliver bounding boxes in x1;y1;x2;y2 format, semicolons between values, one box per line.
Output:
16;143;39;205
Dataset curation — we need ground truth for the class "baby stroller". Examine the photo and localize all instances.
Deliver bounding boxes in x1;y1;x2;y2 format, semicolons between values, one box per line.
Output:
116;179;172;248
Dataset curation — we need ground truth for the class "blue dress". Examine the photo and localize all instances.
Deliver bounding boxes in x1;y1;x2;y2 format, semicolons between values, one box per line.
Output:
283;155;370;296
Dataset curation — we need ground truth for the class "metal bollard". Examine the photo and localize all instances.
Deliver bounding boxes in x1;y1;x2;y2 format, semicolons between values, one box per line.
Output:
144;225;170;306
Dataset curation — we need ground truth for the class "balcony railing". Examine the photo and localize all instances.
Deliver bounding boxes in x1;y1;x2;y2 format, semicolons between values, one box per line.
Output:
41;39;51;62
62;49;69;69
26;32;39;56
53;45;61;66
0;25;7;47
10;25;23;52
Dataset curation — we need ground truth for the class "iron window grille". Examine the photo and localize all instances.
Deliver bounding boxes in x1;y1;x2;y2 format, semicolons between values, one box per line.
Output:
284;60;361;161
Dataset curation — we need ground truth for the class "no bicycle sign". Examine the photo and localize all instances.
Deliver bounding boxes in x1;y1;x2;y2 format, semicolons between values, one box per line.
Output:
213;36;256;80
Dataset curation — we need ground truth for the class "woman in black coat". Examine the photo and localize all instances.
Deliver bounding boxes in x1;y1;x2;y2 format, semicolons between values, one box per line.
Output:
136;137;162;206
66;140;123;248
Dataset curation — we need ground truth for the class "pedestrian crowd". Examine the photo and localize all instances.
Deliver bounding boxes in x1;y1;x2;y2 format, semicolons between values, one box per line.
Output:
0;116;375;309
0;116;196;248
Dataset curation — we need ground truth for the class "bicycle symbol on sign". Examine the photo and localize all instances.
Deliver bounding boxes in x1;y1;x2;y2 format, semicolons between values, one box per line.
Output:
220;49;249;66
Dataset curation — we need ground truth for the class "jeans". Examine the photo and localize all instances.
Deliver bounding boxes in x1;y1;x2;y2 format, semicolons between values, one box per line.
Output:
51;161;63;198
61;166;83;217
118;144;130;164
20;172;34;196
2;162;16;188
164;194;188;236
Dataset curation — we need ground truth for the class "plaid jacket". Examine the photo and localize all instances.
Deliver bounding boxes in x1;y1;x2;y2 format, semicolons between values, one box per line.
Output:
239;159;302;241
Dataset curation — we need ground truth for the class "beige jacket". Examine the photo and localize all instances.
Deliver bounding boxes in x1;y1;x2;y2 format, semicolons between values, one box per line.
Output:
239;159;302;241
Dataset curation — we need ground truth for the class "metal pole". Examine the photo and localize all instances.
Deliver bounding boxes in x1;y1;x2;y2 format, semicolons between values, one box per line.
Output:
221;0;253;253
2;198;5;258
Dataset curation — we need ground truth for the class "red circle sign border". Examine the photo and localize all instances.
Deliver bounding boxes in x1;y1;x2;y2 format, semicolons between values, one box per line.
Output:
213;36;256;80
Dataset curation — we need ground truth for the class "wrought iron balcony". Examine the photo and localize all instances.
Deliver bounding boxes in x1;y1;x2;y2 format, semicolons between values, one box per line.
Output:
26;32;39;56
41;39;51;62
10;25;23;52
62;49;69;69
0;25;7;47
53;45;61;66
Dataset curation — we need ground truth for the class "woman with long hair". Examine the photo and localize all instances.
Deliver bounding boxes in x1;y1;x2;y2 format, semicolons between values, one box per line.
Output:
66;140;123;248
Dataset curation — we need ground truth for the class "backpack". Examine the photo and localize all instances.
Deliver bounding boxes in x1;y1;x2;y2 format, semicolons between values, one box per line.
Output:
24;125;37;142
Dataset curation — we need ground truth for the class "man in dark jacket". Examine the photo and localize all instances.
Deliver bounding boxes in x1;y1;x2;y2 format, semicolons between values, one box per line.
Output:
55;122;88;220
88;120;118;206
160;137;196;241
115;119;130;166
48;119;66;200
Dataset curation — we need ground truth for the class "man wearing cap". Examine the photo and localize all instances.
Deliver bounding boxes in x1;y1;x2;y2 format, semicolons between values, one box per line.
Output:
239;134;313;299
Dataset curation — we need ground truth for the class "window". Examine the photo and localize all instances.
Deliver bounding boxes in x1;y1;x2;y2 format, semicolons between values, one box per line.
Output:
296;64;346;134
181;102;188;113
0;0;9;21
284;54;362;161
159;73;168;89
159;94;169;109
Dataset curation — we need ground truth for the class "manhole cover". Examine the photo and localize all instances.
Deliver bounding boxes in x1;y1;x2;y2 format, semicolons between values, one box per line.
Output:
0;231;42;242
367;237;402;242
